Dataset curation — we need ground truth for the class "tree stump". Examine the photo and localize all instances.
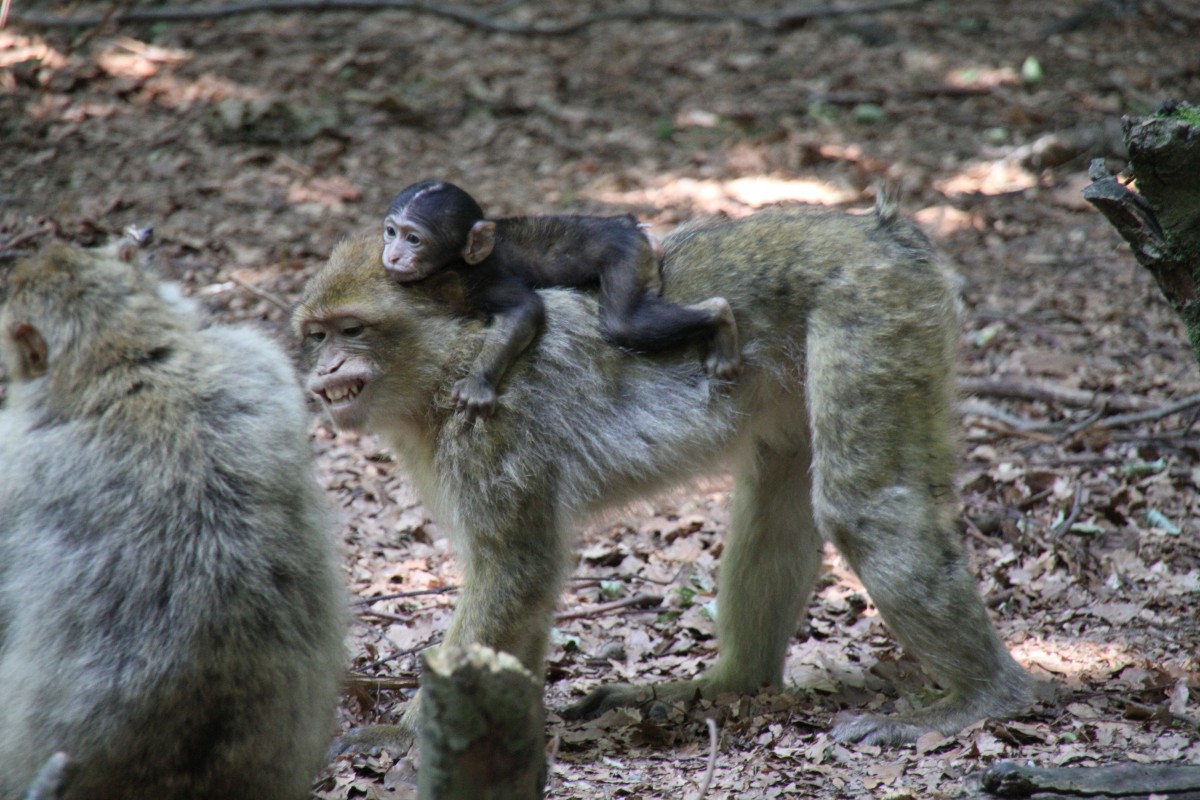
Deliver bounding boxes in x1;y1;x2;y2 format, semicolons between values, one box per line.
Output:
1084;100;1200;358
418;644;546;800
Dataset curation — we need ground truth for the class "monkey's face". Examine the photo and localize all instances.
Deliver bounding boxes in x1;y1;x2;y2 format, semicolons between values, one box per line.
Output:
382;213;441;283
298;314;382;431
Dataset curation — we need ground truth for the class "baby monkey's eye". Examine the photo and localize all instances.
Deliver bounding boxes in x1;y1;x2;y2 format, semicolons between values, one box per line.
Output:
406;233;422;246
383;225;396;241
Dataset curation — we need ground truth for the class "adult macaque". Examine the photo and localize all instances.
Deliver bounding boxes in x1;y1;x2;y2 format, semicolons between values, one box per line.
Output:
297;197;1032;749
381;179;741;419
0;240;346;799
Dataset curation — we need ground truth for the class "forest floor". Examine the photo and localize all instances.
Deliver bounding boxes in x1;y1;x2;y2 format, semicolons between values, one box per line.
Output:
2;1;1199;798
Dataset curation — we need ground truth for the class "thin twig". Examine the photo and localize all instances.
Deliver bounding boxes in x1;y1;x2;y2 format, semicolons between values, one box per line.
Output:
570;566;687;587
690;717;719;800
960;376;1153;413
1051;485;1084;538
9;0;930;33
0;226;53;259
345;673;420;691
228;274;291;313
1093;391;1200;430
962;393;1200;439
544;735;561;797
358;607;418;623
555;592;661;621
352;585;459;606
358;638;442;672
960;399;1058;439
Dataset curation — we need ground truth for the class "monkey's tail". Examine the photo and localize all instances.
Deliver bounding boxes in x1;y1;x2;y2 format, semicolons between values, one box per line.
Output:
873;184;901;225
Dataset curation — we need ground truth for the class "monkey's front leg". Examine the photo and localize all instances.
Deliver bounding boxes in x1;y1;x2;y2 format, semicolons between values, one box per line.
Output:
452;298;543;421
332;501;567;758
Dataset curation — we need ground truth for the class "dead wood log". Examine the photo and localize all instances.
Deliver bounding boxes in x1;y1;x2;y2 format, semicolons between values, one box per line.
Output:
418;643;546;800
975;760;1200;799
6;0;930;34
1084;100;1200;360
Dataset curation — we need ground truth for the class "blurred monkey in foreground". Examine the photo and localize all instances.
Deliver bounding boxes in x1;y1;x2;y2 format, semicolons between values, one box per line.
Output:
296;197;1032;750
0;240;346;799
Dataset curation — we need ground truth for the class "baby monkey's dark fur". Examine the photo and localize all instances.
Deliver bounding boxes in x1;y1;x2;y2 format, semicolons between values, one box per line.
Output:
382;180;740;419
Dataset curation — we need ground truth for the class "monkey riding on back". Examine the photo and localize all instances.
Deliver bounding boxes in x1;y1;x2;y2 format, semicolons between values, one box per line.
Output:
297;193;1033;753
380;179;742;420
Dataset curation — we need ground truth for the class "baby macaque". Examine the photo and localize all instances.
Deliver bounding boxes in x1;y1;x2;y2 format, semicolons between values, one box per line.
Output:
381;179;741;419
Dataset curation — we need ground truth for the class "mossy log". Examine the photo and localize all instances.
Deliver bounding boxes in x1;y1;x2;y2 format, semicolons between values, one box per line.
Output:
418;644;546;800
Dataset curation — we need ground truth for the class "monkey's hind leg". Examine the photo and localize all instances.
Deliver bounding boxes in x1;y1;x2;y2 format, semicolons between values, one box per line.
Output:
807;289;1033;746
598;294;742;380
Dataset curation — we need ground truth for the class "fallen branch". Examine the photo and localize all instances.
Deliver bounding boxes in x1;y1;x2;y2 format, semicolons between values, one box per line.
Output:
960;376;1153;413
1091;390;1200;430
960;399;1058;437
351;585;459;606
555;592;661;621
978;760;1200;799
961;392;1200;437
228;274;290;313
9;0;930;34
345;673;420;692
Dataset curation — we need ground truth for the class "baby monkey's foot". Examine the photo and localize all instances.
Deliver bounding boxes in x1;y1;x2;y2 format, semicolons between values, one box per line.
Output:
697;296;742;380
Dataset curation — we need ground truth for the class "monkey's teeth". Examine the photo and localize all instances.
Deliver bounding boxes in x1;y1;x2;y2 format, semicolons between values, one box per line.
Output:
324;381;364;404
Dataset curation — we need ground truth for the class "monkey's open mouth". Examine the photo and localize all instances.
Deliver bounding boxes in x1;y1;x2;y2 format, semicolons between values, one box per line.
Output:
320;379;365;405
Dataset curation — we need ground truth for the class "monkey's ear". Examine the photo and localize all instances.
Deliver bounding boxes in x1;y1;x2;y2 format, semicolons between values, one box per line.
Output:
426;271;471;316
462;220;496;265
9;322;49;379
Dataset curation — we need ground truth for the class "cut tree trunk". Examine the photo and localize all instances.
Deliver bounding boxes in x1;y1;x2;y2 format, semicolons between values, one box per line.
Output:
1084;100;1200;359
417;644;546;800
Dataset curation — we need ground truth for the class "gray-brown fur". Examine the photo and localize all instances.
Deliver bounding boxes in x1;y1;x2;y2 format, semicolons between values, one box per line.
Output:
295;199;1032;749
0;243;346;799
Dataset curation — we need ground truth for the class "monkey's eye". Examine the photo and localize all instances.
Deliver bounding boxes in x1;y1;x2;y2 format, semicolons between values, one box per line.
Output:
306;330;327;344
383;225;396;241
405;233;422;246
342;325;365;339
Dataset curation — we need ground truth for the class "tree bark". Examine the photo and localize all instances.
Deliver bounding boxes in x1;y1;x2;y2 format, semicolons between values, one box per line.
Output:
973;760;1200;799
418;644;546;800
1084;100;1200;358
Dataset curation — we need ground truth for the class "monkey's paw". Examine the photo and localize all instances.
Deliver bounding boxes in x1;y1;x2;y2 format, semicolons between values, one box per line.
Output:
560;680;702;722
705;350;743;381
327;723;415;760
451;376;497;421
831;682;1033;746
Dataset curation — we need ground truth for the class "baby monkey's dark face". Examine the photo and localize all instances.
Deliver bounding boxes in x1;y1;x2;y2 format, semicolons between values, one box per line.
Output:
381;179;492;282
381;210;440;281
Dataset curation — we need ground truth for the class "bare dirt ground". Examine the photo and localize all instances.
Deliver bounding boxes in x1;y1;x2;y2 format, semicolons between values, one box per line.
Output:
2;2;1199;798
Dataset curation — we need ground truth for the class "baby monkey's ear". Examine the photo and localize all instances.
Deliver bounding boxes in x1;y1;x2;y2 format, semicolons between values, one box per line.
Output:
462;220;496;265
